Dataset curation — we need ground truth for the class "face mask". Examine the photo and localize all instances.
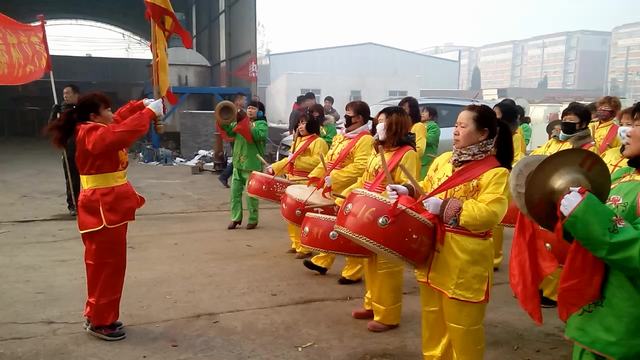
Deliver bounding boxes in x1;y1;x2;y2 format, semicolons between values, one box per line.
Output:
560;122;578;135
618;126;632;145
376;123;386;140
596;110;614;121
344;114;353;128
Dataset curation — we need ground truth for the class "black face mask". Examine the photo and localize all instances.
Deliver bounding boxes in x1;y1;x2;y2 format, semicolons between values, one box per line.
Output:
561;122;578;135
344;114;353;128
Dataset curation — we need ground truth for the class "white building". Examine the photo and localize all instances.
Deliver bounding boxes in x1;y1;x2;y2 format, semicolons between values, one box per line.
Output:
261;43;459;125
608;22;640;100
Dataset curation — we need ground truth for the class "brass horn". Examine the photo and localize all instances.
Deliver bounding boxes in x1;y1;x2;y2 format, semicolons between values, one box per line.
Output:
215;100;237;126
524;149;610;231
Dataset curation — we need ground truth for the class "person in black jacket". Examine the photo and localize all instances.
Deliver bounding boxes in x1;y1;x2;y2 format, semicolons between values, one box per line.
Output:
49;84;81;216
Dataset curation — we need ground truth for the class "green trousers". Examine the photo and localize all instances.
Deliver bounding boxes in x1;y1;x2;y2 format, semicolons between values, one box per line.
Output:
230;168;259;224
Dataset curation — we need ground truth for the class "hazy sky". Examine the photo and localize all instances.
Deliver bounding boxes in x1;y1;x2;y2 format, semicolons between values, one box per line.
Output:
257;0;640;53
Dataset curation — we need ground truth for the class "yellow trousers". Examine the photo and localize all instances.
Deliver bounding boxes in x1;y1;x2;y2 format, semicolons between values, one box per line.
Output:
363;255;404;325
420;283;487;360
540;267;561;301
310;253;364;280
287;223;310;254
492;225;504;270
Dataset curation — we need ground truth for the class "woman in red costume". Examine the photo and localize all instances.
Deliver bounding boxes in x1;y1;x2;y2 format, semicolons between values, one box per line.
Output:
47;93;164;341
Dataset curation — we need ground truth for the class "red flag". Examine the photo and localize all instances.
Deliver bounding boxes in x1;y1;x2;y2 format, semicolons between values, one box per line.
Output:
0;13;51;85
144;0;192;103
509;213;559;324
233;56;258;82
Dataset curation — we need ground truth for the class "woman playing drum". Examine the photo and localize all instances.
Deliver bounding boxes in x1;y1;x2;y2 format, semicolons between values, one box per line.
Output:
388;104;513;359
340;106;419;332
268;112;328;258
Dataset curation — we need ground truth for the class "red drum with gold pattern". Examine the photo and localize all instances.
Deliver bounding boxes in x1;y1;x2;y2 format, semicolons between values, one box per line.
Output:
281;185;338;226
300;213;373;257
246;171;292;203
334;188;435;267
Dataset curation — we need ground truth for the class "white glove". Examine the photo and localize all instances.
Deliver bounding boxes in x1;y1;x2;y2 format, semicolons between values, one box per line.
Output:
142;98;154;106
423;197;443;215
287;154;294;161
266;166;274;175
324;176;332;187
618;126;632;145
560;187;584;216
147;99;164;117
386;184;408;201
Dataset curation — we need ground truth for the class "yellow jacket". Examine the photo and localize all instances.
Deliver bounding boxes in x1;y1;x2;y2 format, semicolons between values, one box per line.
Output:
512;132;526;164
308;132;374;195
602;146;628;174
271;135;328;179
338;147;419;205
412;122;427;159
589;120;620;154
416;152;509;302
530;138;597;155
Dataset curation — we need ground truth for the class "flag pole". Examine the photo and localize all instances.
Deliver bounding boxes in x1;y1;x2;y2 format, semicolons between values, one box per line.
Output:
39;14;76;212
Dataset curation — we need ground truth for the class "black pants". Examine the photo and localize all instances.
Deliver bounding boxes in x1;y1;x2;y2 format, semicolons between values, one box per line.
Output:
220;162;233;182
62;144;80;211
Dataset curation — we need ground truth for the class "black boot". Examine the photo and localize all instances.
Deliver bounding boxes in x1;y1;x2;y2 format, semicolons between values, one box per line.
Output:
303;259;328;275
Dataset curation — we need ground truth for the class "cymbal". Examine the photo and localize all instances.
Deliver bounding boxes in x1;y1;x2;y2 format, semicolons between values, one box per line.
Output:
524;149;610;231
509;155;547;216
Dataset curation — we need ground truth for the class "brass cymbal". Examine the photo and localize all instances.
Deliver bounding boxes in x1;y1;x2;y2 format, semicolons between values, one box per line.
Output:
510;155;547;216
524;149;610;231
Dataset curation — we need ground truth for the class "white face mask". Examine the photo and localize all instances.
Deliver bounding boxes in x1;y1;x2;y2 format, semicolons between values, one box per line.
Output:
619;126;632;145
376;123;386;140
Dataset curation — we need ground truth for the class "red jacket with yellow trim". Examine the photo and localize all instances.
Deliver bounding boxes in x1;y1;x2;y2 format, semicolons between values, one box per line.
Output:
74;100;155;233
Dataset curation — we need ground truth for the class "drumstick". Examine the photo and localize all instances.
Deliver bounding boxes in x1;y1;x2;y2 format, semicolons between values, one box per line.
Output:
378;145;394;186
304;204;331;210
399;164;425;196
256;154;269;167
320;153;328;174
332;193;346;199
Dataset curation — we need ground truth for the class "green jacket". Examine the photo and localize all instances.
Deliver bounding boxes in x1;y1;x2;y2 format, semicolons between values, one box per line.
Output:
221;117;268;171
519;123;532;146
321;123;337;147
420;121;441;178
563;166;640;359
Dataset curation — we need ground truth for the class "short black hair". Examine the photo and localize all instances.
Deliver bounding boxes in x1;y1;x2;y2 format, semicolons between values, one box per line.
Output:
424;106;438;119
515;105;525;119
304;92;316;100
494;102;519;131
296;95;306;105
324;96;334;104
64;84;80;94
562;102;591;126
633;102;640;120
398;96;421;124
248;100;265;114
499;98;516;107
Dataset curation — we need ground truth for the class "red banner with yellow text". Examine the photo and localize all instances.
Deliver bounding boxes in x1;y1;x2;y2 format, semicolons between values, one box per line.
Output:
0;13;50;85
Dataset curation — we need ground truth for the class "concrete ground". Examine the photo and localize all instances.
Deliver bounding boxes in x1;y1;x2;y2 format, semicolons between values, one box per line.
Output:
0;138;570;360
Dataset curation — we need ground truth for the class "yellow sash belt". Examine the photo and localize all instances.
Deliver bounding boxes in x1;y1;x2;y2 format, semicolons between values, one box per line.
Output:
80;170;127;190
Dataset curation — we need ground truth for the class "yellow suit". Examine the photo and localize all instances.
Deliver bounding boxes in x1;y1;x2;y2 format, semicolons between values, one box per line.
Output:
529;137;596;301
271;135;328;254
602;146;628;174
589;120;620;154
412;122;427;175
416;152;509;360
341;146;419;325
306;132;374;280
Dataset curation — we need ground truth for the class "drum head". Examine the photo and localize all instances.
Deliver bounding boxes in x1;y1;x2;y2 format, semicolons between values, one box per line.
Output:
285;185;334;205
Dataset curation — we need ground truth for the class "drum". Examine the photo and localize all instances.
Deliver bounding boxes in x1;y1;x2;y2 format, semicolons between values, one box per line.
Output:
536;226;569;265
499;201;519;227
334;188;435;267
300;213;373;257
281;185;338;226
246;171;293;203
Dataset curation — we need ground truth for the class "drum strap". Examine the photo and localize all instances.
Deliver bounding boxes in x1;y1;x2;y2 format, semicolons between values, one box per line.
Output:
598;123;619;154
366;146;413;192
287;135;319;175
318;132;369;192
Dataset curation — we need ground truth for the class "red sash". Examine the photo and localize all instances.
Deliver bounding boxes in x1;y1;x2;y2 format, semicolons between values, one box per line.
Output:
233;117;253;144
598;123;619;154
287;135;318;175
318;132;369;189
365;146;412;192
